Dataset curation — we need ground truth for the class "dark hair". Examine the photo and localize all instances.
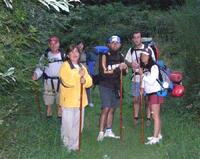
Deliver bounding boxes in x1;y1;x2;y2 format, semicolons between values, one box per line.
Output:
66;44;79;54
66;44;80;63
132;31;142;37
140;55;156;72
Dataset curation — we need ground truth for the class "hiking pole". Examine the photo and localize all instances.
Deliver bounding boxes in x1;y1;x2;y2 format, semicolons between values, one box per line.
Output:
32;81;41;113
120;70;123;141
133;72;136;126
78;80;84;152
34;89;41;113
140;75;145;144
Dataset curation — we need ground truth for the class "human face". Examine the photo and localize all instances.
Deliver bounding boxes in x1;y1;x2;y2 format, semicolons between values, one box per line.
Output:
141;53;149;65
69;47;80;64
49;41;60;53
132;32;142;47
109;42;121;52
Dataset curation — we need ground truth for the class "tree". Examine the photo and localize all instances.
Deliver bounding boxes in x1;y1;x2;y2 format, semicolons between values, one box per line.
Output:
3;0;80;12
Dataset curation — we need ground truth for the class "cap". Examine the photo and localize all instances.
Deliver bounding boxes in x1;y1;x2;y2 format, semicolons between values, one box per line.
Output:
141;48;151;56
108;35;121;43
48;36;59;44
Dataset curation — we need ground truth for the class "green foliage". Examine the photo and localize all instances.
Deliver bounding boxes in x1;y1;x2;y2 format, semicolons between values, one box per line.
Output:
0;67;16;94
3;0;79;12
170;0;200;112
81;0;185;9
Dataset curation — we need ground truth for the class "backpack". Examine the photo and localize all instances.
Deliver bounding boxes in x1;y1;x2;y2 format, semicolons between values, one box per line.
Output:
44;48;67;63
131;37;159;61
42;48;67;93
91;46;109;85
156;60;174;97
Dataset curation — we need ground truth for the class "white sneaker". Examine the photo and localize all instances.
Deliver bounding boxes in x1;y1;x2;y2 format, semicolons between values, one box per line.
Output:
145;137;159;145
89;103;94;107
147;134;162;141
104;130;120;139
97;131;104;141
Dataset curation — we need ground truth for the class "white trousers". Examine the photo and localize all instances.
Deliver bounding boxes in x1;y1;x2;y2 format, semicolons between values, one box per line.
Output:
61;107;85;150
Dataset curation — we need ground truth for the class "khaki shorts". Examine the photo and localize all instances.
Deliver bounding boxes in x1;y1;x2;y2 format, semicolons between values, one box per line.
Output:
43;79;60;106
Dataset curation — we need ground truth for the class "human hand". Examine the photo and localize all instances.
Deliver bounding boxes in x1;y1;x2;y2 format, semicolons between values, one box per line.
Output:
80;77;86;84
79;68;85;77
32;73;37;81
119;63;127;70
132;61;139;70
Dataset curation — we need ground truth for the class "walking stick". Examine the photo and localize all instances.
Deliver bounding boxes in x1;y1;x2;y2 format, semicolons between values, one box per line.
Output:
34;89;41;113
78;80;84;152
32;81;41;113
140;74;145;144
120;70;123;141
133;72;136;125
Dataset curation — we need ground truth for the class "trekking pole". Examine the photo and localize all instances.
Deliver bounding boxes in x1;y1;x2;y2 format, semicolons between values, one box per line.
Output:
78;80;84;152
133;72;136;125
120;70;123;141
34;89;41;113
140;74;145;144
32;81;41;113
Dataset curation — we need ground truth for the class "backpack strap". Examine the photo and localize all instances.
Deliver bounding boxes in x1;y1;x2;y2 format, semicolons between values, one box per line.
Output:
44;48;67;63
130;47;139;63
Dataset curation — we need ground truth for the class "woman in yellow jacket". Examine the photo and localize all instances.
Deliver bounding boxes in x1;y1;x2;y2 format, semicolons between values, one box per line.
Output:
59;44;92;152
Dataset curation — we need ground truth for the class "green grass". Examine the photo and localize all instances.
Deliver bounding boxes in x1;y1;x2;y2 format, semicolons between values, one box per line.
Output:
1;78;200;159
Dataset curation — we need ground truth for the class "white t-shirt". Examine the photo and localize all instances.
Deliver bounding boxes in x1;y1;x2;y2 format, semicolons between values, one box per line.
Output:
141;65;162;94
34;51;63;79
125;44;155;82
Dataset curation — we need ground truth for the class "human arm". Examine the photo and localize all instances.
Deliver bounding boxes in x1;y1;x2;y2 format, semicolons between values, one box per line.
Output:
143;65;159;85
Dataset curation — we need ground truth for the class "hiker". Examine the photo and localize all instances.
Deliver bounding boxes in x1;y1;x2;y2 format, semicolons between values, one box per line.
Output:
32;36;65;117
125;31;155;126
97;35;128;141
77;41;94;107
59;44;92;151
140;49;163;145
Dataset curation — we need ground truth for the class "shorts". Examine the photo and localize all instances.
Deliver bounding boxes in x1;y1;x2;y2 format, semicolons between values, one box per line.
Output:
131;82;140;97
99;85;119;109
43;80;60;106
148;94;164;105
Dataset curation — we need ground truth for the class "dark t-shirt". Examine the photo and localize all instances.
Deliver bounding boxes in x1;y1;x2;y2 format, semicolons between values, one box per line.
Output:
99;51;124;89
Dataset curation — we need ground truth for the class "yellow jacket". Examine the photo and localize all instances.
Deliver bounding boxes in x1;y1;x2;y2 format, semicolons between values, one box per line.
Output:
59;61;93;108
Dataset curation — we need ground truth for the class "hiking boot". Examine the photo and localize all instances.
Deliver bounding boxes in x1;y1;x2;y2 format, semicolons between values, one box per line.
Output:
146;118;151;127
89;102;94;107
104;129;120;139
147;134;162;141
145;137;159;145
97;131;104;142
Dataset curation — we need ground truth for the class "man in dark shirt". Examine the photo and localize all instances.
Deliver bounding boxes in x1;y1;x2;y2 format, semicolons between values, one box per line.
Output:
97;35;127;141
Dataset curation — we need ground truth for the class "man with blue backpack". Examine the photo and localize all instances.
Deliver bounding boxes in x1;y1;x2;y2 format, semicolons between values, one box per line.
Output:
125;31;156;126
97;35;128;141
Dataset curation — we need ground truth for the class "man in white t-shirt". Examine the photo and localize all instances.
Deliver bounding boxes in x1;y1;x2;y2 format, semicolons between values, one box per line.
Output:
125;32;155;126
32;36;65;118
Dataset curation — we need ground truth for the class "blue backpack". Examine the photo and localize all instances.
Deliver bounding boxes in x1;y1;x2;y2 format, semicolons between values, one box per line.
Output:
156;60;174;97
89;46;109;85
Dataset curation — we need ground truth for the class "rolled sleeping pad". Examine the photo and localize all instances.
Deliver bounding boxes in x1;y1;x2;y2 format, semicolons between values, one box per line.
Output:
170;71;183;83
171;84;185;97
94;46;109;55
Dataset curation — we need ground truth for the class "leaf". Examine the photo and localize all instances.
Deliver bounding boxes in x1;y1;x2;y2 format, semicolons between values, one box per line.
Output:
38;0;50;10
